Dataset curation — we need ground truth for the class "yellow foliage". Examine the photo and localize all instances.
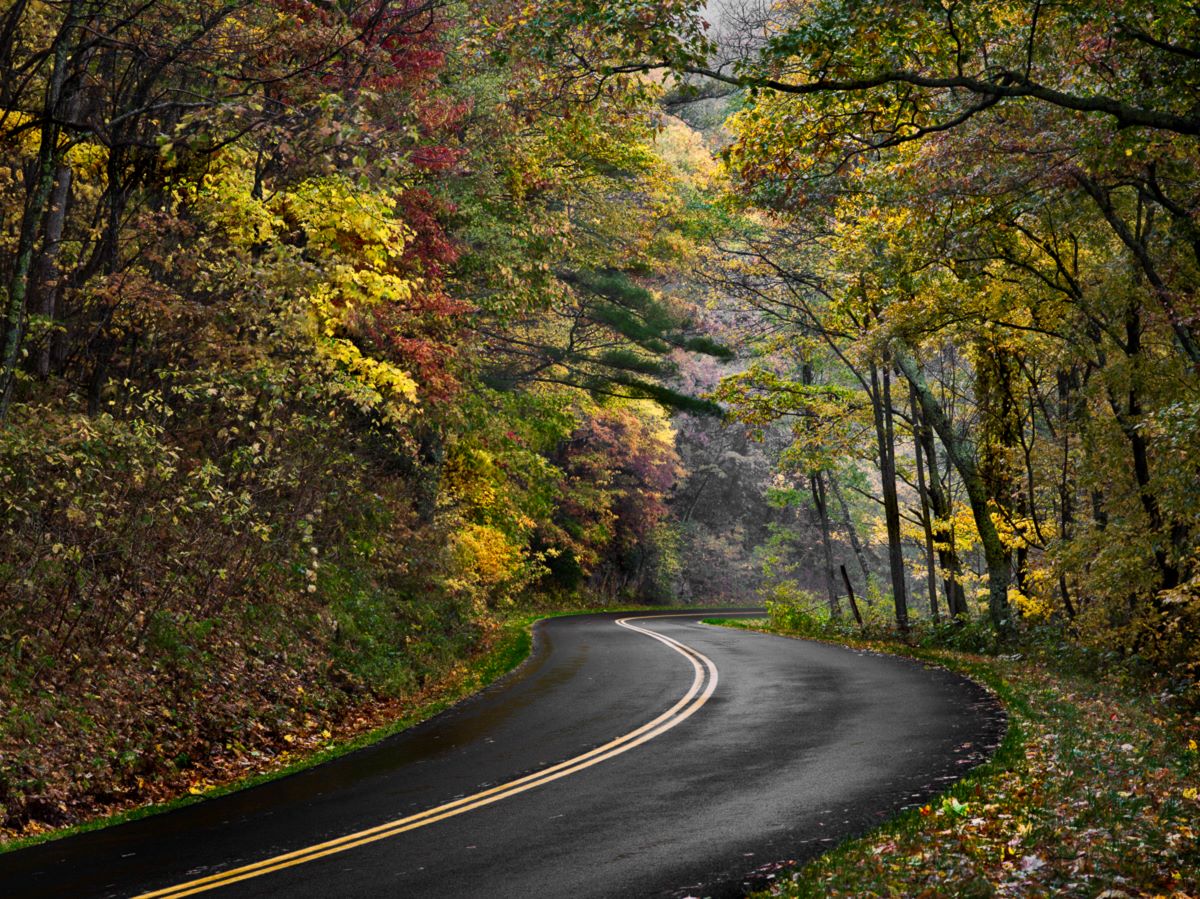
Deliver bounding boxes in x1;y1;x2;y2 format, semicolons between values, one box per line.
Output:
442;447;501;511
624;398;679;456
182;150;423;422
454;524;520;586
1009;585;1053;621
940;505;982;554
991;509;1037;552
186;151;282;248
1;110;42;156
64;140;108;179
654;116;718;185
280;177;412;270
315;337;418;423
447;523;535;610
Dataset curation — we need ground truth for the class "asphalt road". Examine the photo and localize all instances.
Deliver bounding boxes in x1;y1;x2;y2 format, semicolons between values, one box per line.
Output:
1;610;1005;898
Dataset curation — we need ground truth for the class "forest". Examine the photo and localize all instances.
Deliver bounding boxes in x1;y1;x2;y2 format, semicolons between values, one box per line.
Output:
1;0;1198;894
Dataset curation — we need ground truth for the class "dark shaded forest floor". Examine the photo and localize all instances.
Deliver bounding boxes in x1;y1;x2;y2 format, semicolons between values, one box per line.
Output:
713;619;1200;899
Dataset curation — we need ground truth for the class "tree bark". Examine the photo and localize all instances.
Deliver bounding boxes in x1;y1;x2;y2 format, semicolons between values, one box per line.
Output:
830;475;874;596
895;349;1015;636
32;162;73;378
1105;300;1181;590
1055;370;1077;619
912;386;968;617
870;361;909;632
910;385;941;622
811;472;841;618
0;11;73;419
841;564;864;629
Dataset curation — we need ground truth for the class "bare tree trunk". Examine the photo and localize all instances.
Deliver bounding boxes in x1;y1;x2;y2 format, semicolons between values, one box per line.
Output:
871;361;909;632
1055;371;1077;619
910;385;941;623
830;475;874;596
911;372;968;617
32;162;73;377
0;9;73;419
896;350;1015;637
811;472;841;618
841;564;864;629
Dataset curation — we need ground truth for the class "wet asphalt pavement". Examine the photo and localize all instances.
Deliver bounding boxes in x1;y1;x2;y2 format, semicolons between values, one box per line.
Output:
1;610;1004;898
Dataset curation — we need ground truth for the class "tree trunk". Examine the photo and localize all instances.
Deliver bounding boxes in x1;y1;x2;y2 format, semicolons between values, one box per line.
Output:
841;564;864;629
1055;370;1077;619
1115;303;1180;590
910;385;941;623
32;162;73;378
830;475;874;597
913;387;968;617
811;472;841;618
870;361;909;632
0;16;72;419
895;350;1015;636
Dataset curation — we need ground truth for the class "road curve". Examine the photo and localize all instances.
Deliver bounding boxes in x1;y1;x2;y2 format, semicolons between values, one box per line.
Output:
1;610;1004;898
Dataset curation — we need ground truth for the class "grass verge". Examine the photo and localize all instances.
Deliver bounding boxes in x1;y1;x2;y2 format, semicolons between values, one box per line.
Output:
706;617;1200;899
0;605;653;855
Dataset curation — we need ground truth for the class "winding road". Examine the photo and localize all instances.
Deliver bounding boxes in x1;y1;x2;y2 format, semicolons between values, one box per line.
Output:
1;610;1004;898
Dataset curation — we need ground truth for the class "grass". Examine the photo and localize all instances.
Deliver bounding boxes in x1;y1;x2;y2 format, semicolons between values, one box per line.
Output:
0;604;654;855
706;616;1200;898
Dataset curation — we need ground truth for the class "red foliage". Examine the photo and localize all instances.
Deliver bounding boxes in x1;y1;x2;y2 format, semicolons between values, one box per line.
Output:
556;407;681;555
397;188;461;275
262;1;476;408
409;145;467;174
417;97;471;138
388;335;461;402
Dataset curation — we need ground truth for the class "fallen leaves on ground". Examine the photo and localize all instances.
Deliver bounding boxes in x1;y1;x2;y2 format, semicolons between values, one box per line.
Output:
0;619;508;845
752;643;1199;898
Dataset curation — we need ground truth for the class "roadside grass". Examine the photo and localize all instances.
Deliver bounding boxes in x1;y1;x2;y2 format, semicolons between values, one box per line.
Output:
0;605;653;854
706;617;1200;899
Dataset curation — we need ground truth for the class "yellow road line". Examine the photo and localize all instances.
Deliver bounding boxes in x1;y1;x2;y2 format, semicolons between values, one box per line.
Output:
132;613;719;899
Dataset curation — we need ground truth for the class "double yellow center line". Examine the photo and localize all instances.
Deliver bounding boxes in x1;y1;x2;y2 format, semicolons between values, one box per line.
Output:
134;614;720;898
